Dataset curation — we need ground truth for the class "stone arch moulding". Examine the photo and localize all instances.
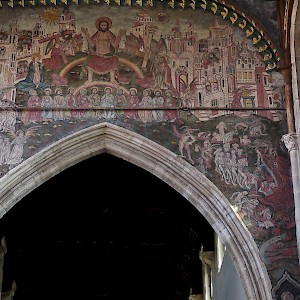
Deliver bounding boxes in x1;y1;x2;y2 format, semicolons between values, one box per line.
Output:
0;122;272;299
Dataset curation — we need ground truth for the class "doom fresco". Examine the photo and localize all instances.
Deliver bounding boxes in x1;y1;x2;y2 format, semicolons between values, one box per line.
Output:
0;1;298;296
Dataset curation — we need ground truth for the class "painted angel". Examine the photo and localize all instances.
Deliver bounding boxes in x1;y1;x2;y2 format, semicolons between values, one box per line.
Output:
6;126;40;166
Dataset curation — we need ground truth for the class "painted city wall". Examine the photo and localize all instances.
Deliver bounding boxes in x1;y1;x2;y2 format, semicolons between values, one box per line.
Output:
0;0;299;296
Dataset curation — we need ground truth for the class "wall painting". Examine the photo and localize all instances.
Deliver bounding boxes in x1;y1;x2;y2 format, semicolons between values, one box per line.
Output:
0;3;298;296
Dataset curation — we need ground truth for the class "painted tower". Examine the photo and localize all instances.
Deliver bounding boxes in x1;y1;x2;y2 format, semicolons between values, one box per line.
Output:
131;10;153;43
167;19;195;97
0;21;18;102
59;7;76;33
31;18;46;56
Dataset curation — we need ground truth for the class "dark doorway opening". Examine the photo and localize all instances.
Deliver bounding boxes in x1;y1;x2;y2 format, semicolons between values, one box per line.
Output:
0;153;214;300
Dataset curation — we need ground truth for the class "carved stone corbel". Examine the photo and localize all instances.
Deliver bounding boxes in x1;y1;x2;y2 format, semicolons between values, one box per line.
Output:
281;133;299;152
1;281;16;300
199;251;215;267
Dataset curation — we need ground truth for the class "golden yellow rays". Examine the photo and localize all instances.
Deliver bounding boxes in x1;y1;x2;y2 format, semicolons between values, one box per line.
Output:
40;7;61;25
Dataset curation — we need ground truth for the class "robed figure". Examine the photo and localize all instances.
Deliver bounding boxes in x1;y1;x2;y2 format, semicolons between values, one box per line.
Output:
81;17;126;87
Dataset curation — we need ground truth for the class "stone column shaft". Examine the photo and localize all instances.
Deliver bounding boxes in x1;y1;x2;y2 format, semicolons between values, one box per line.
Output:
0;237;7;300
281;133;300;264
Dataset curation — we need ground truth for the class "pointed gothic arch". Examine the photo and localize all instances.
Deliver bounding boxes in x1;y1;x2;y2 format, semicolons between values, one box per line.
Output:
0;122;272;299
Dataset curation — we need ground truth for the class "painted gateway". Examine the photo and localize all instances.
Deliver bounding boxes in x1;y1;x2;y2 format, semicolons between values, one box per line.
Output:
0;0;298;297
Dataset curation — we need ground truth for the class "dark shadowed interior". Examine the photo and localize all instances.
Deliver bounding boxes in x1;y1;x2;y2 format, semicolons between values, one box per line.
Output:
0;153;214;300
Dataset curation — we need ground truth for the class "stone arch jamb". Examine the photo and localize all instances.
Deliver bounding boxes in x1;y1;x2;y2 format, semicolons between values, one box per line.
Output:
286;0;300;262
0;122;272;299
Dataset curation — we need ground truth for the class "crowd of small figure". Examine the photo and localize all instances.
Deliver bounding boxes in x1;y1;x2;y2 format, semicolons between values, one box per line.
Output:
18;86;179;125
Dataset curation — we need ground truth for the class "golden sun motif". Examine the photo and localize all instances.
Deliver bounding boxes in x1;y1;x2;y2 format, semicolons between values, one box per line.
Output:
156;12;169;23
40;8;61;25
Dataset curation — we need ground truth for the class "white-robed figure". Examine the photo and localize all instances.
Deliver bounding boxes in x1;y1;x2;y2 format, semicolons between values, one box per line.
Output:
53;88;65;121
151;89;164;122
100;87;116;119
138;89;153;123
88;86;101;119
0;138;11;165
9;130;27;165
0;97;17;132
41;88;53;123
4;100;17;132
6;127;39;166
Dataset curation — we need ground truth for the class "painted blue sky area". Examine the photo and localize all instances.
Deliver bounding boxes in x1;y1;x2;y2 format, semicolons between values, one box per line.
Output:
0;5;213;39
0;1;279;45
229;0;279;47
